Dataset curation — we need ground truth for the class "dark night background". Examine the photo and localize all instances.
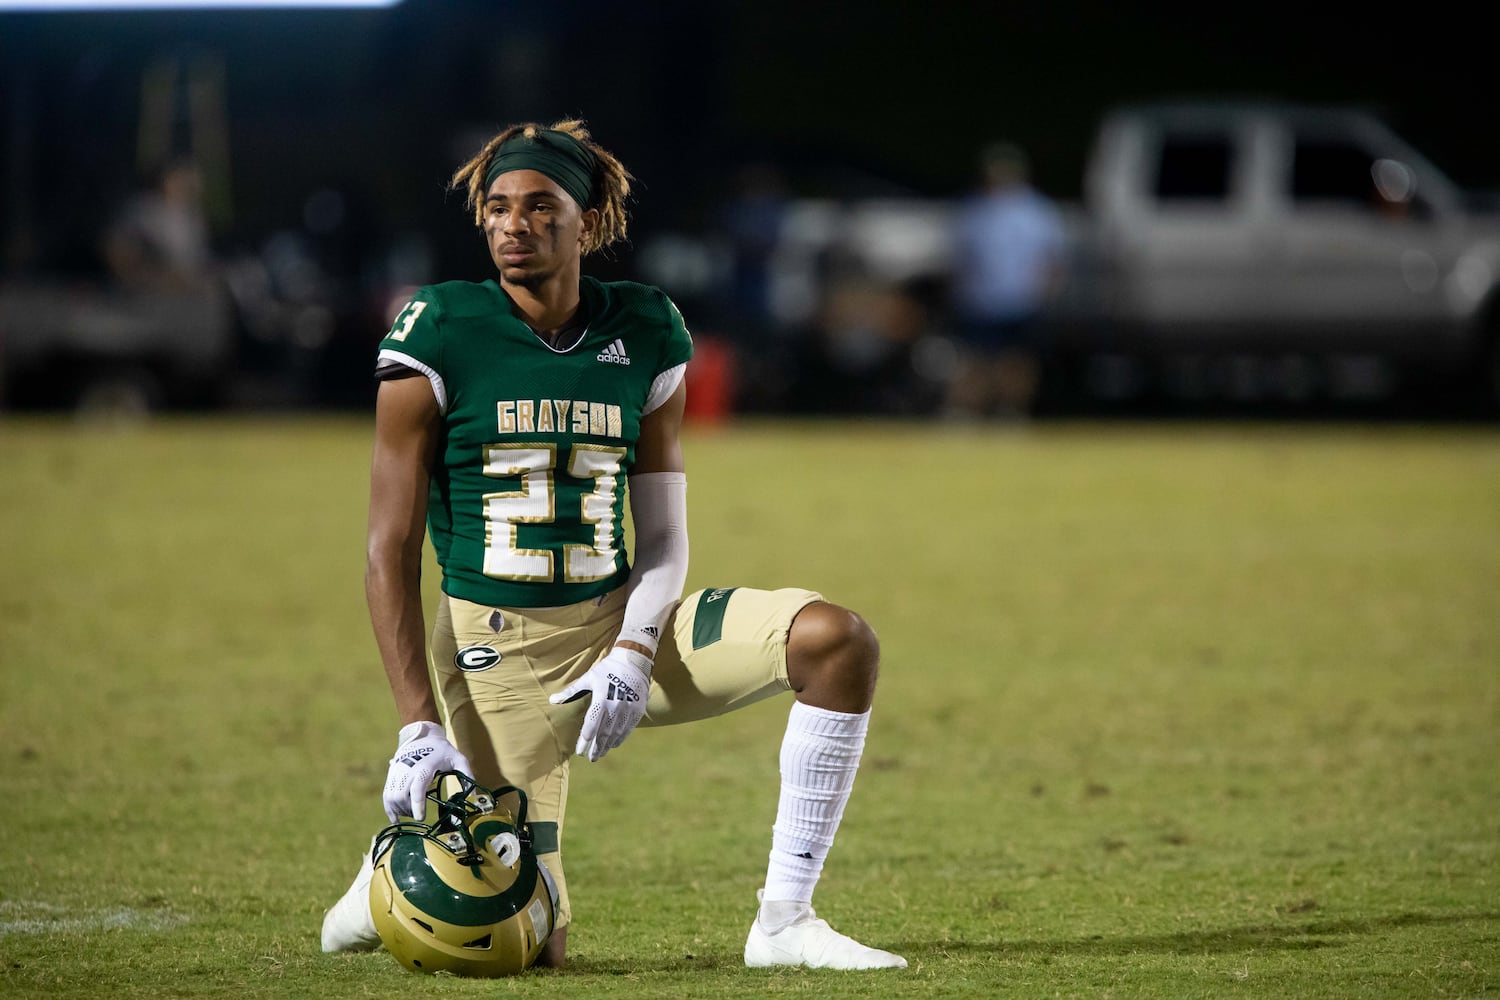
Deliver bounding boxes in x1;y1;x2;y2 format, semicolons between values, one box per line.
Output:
1;0;1493;408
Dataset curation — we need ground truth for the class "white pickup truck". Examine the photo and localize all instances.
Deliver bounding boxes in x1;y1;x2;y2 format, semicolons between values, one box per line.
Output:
763;101;1500;410
1055;101;1500;407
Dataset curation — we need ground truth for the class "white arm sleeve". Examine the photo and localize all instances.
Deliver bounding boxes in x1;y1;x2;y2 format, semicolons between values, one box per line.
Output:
617;471;689;658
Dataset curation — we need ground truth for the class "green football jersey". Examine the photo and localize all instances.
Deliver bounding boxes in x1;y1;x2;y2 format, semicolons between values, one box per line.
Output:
375;276;694;608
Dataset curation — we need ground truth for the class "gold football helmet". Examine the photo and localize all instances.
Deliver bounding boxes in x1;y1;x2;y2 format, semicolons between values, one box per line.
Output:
368;771;559;977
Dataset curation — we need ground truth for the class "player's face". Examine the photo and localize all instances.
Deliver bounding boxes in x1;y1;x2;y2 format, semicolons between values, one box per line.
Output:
482;170;598;291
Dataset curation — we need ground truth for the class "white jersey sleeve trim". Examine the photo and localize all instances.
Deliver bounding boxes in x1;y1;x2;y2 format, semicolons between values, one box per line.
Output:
377;348;447;413
643;363;687;416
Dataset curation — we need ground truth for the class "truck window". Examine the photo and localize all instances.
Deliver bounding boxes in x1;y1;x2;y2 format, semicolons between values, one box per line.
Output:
1153;134;1232;202
1292;138;1377;204
1292;136;1430;219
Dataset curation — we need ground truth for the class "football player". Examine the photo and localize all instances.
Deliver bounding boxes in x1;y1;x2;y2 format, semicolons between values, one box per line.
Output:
320;119;905;972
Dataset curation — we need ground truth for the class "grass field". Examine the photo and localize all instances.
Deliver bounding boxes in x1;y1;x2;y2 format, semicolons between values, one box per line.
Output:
1;415;1497;999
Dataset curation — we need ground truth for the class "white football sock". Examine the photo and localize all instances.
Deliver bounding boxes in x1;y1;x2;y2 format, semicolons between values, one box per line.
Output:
762;701;869;922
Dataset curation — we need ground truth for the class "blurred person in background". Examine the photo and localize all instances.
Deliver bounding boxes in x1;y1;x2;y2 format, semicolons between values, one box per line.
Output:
947;141;1065;420
790;274;946;416
707;161;794;414
722;161;789;340
319;119;905;972
103;157;216;292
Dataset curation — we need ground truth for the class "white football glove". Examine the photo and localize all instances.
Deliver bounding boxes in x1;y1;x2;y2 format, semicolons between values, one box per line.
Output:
548;647;652;762
383;721;473;822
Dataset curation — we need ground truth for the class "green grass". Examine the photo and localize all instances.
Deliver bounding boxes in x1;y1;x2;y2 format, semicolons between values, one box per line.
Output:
1;416;1497;998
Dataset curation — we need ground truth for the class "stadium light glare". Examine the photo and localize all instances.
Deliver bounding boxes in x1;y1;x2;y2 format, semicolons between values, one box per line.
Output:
0;0;403;9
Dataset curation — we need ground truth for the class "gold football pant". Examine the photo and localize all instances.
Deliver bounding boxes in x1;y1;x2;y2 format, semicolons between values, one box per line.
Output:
430;585;823;929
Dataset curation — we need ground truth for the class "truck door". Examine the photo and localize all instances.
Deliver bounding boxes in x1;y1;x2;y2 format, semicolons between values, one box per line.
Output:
1110;122;1272;344
1267;128;1451;351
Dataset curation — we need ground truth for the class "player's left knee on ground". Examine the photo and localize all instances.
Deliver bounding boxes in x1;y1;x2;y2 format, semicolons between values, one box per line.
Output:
785;602;880;714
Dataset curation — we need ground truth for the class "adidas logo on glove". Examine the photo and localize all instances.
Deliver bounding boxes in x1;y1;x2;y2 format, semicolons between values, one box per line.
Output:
605;673;641;702
396;746;436;767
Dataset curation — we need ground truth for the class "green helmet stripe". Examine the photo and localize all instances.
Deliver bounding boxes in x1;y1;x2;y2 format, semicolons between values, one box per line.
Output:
388;836;542;927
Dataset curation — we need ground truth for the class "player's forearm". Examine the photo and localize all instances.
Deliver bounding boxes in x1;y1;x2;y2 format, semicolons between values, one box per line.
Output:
617;471;689;657
366;550;440;726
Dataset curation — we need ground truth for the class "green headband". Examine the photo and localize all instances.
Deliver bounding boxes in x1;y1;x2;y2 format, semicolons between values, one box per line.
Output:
483;129;596;209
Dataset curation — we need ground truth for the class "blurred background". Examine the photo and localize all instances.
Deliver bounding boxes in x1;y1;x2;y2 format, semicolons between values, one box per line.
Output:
2;0;1497;421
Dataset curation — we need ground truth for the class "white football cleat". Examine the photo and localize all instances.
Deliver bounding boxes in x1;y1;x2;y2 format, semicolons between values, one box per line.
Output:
744;891;906;970
320;845;380;953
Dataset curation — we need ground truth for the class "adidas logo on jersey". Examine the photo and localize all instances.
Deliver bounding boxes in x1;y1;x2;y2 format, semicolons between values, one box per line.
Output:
596;339;631;365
